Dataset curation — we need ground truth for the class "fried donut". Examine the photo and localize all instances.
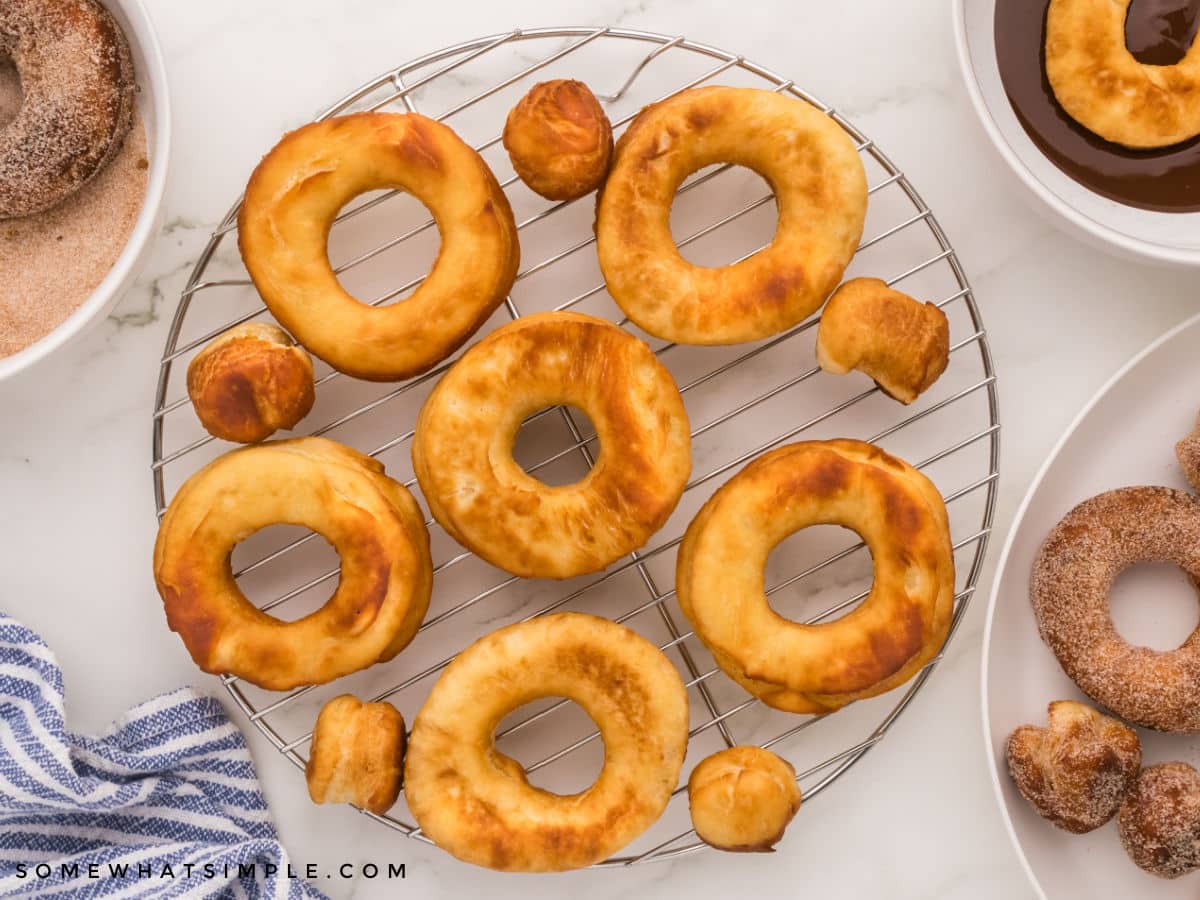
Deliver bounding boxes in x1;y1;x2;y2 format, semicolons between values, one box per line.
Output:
187;323;315;444
816;277;950;405
595;86;867;345
1006;700;1141;834
687;746;801;852
1176;411;1200;492
1119;762;1200;878
238;112;519;382
503;80;613;200
412;311;690;579
677;439;955;714
153;437;432;690
1031;486;1200;732
403;612;689;872
306;695;406;815
0;0;136;218
1046;0;1200;148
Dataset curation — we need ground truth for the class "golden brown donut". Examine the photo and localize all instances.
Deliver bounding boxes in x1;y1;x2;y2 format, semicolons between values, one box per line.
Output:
153;437;432;690
0;0;136;218
677;439;955;714
1046;0;1200;148
1119;762;1200;878
1031;487;1200;732
187;323;315;444
412;311;690;579
1006;700;1141;834
687;746;801;852
306;695;406;815
503;80;613;200
404;612;689;872
1176;411;1200;492
238;112;519;382
816;277;950;405
595;86;867;345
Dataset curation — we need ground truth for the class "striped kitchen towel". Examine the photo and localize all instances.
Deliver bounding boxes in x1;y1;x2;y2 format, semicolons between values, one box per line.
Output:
0;613;328;899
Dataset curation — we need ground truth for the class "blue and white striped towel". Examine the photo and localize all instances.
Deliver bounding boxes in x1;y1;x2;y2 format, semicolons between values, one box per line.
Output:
0;613;328;899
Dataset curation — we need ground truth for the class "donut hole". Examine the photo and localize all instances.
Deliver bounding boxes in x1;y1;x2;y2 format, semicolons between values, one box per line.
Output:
512;405;599;487
0;56;21;129
231;524;341;622
1110;562;1200;652
668;165;778;267
763;524;874;623
493;697;605;795
327;190;443;306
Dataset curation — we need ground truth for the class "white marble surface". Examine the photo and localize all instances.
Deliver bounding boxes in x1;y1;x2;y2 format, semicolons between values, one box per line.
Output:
2;0;1197;896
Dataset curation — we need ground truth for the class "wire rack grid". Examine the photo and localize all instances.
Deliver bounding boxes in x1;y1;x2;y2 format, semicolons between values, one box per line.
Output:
151;26;1000;867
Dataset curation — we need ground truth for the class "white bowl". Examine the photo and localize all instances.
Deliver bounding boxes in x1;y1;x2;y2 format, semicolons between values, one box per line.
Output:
0;0;171;381
952;0;1200;267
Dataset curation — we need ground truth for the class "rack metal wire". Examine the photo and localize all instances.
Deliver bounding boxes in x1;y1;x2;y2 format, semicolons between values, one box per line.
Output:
151;26;1000;866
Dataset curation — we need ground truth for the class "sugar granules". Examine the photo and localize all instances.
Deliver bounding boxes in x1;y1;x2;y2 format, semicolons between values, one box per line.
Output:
0;63;149;359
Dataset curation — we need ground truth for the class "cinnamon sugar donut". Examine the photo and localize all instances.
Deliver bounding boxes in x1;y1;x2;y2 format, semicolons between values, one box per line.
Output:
0;0;136;218
1031;487;1200;732
1176;412;1200;492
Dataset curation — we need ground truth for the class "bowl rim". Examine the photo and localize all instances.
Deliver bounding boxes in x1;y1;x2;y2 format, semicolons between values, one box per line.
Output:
979;310;1200;900
0;0;172;382
950;0;1200;268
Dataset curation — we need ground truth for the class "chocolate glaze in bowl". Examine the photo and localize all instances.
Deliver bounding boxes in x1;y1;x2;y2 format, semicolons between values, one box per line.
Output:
995;0;1200;212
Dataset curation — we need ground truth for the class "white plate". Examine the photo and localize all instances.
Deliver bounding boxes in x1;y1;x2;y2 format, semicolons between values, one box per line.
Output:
952;0;1200;267
984;311;1200;899
0;0;171;381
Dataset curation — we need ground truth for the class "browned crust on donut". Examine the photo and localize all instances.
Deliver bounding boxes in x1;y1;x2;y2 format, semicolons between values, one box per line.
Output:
153;437;433;690
187;323;315;444
677;439;955;714
816;278;950;404
237;112;519;382
1119;762;1200;878
1031;486;1200;733
306;695;406;815
1006;700;1141;834
0;0;137;218
503;80;613;200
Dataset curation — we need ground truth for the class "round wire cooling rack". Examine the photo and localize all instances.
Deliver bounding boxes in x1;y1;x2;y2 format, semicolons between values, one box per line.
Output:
151;26;1000;866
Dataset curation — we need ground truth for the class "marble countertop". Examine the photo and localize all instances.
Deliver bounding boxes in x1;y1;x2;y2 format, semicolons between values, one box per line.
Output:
2;0;1196;896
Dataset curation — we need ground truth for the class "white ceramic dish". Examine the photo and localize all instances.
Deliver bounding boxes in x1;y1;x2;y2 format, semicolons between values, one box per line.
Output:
0;0;171;382
952;0;1200;267
984;311;1200;899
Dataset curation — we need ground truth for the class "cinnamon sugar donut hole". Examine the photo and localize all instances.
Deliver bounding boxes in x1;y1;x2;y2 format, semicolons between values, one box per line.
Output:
1119;763;1200;878
1031;486;1200;733
1006;700;1140;833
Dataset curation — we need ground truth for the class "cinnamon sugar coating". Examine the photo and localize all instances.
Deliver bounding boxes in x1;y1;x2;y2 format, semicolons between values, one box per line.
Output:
0;0;136;218
1006;700;1140;833
1176;412;1200;493
1119;762;1200;878
1031;487;1200;733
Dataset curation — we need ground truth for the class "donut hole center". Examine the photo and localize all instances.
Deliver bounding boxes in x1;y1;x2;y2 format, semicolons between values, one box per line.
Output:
512;405;599;487
764;524;874;623
327;190;443;306
231;524;341;622
1125;0;1200;66
493;697;604;795
1110;562;1200;651
669;165;778;267
0;56;21;129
